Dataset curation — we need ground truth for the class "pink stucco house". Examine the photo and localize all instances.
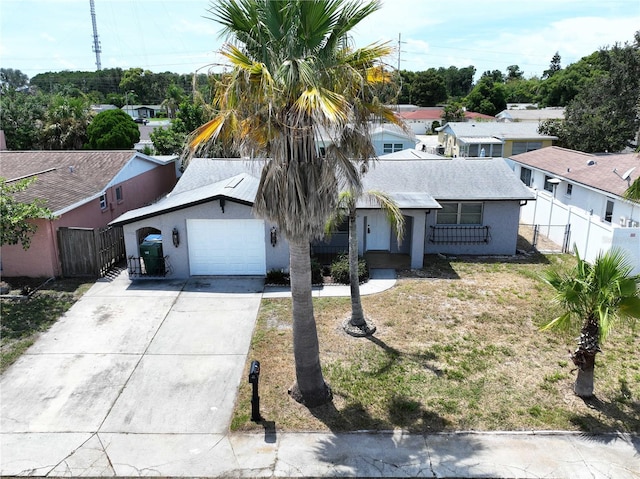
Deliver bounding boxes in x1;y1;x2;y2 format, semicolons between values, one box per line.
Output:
0;150;177;278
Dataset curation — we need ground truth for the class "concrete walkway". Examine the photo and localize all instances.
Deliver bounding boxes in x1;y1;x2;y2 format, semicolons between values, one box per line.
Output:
1;270;639;478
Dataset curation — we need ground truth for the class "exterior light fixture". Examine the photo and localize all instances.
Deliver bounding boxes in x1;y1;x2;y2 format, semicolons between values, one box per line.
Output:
172;227;180;247
270;226;277;247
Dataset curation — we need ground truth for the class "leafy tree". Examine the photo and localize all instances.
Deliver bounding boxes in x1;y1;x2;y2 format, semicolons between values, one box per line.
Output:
561;37;640;152
0;88;47;150
327;190;404;336
0;178;54;249
441;101;465;123
40;94;93;149
537;119;569;148
505;64;524;81
0;68;29;90
161;83;184;119
438;65;475;99
503;77;540;103
542;248;640;397
190;0;399;407
481;69;504;83
86;109;140;149
411;70;447;106
542;51;562;79
465;77;506;116
396;70;416;104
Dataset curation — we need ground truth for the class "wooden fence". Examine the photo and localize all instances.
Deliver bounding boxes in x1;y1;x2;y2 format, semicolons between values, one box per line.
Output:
57;226;125;277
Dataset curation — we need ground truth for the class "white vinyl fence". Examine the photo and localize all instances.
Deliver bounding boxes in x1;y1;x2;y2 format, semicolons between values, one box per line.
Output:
521;190;640;274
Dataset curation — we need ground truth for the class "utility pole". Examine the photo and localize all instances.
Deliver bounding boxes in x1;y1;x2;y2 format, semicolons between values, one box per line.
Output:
89;0;102;70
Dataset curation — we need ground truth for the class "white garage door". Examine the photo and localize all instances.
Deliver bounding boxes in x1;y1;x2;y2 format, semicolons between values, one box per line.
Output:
187;219;266;275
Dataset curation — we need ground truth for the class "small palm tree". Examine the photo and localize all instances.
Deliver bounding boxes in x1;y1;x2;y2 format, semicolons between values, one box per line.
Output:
327;189;404;336
542;247;640;397
188;0;399;407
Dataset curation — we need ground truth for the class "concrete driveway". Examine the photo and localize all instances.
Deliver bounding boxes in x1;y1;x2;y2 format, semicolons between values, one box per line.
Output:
0;272;264;476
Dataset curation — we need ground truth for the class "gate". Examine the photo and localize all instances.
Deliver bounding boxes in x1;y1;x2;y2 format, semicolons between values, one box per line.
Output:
58;226;125;277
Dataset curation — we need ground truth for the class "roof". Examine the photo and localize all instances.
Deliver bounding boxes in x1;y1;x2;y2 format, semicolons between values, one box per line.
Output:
111;172;259;225
397;108;494;121
378;149;442;160
0;150;160;214
510;146;640;198
111;155;534;225
496;108;565;122
361;158;535;202
457;136;503;145
438;122;557;140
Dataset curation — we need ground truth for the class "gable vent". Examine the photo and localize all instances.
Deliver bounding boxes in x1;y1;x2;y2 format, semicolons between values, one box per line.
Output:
586;160;596;166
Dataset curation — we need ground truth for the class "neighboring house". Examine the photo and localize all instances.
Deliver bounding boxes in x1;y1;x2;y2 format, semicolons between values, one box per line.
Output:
111;153;534;278
496;107;565;123
122;104;163;120
316;123;418;158
0;151;178;277
508;146;640;272
397;107;495;135
437;122;557;158
91;104;118;114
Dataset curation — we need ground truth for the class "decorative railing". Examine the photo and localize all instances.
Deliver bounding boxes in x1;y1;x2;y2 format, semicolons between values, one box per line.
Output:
428;225;491;245
127;256;172;278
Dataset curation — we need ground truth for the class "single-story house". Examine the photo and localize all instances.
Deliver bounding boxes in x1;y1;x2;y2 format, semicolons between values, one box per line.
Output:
0;151;178;277
397;107;495;135
122;104;163;120
496;107;565;123
508;146;640;271
437;122;557;158
111;153;534;278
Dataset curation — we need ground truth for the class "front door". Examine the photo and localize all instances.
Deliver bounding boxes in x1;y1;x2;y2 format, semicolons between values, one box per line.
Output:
365;213;391;251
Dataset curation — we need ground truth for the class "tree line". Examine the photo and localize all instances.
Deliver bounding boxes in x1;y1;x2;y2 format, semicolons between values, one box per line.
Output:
1;31;638;154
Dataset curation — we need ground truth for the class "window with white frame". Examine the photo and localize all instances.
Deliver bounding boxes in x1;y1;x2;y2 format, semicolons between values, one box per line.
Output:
436;202;483;225
383;143;404;153
565;183;573;197
99;192;107;210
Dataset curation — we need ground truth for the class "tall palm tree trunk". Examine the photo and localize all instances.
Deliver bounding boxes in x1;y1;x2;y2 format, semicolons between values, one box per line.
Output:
348;210;365;326
288;237;332;407
572;316;599;398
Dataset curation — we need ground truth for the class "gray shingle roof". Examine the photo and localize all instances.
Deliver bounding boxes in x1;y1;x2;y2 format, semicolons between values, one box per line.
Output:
441;122;557;140
362;158;535;201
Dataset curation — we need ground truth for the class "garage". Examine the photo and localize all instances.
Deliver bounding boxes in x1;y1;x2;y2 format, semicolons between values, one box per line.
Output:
187;219;266;275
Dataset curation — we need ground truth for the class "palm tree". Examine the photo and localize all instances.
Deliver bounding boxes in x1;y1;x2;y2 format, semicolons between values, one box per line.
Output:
328;189;404;336
188;0;399;407
542;247;640;397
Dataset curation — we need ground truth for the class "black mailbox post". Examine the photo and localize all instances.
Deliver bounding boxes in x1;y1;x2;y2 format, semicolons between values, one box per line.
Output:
248;360;261;422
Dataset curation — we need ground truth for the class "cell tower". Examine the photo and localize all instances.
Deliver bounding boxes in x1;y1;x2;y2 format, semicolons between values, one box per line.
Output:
89;0;102;70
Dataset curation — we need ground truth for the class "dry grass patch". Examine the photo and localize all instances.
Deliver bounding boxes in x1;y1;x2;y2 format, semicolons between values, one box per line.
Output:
232;254;640;434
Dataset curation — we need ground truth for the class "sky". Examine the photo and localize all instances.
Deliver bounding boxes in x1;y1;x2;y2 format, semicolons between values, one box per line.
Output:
1;0;639;81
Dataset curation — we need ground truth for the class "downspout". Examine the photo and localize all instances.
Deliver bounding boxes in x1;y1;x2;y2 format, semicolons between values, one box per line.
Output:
49;219;62;277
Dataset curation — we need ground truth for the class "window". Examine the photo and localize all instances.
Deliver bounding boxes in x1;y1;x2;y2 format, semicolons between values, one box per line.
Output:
383;143;403;153
115;186;123;202
604;199;614;223
99;193;107;210
544;176;554;193
520;167;532;186
437;202;483;225
512;141;543;155
565;184;573;197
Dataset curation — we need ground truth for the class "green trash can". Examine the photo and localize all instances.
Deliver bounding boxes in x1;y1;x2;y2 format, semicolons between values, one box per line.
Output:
140;234;164;275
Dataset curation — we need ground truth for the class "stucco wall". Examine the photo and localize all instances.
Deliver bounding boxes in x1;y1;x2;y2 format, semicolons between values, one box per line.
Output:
424;201;521;255
1;219;59;278
122;199;290;278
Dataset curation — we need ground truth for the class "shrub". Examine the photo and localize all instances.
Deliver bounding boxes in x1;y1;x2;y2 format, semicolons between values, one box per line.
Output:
266;269;290;285
311;256;324;285
330;254;369;284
